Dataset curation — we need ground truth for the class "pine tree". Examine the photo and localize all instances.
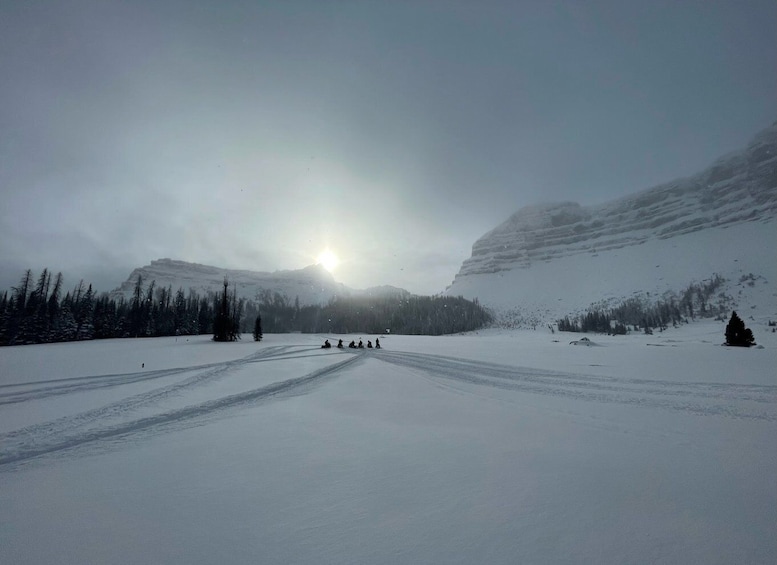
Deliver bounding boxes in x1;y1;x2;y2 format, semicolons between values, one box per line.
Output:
57;295;78;342
253;314;263;341
75;284;95;340
144;280;156;336
47;272;63;341
5;270;33;344
174;287;187;335
213;278;240;342
213;279;229;341
130;274;144;337
0;292;10;345
724;311;755;347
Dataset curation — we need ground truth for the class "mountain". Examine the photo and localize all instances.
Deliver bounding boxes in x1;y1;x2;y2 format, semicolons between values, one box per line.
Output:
111;259;409;305
445;123;777;325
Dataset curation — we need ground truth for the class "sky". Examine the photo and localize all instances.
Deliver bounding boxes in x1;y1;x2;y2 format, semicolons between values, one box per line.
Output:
1;0;775;296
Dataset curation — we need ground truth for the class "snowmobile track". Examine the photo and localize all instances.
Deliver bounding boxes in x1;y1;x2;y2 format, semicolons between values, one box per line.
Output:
0;351;363;469
373;350;777;421
0;345;295;405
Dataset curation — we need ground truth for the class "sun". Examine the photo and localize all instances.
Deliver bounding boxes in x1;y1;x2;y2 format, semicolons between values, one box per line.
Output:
316;248;340;272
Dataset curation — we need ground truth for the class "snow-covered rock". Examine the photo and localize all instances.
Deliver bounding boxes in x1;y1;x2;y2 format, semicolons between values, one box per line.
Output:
569;337;598;346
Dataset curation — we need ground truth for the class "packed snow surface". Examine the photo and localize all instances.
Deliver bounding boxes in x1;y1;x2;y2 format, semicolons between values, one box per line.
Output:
1;325;776;564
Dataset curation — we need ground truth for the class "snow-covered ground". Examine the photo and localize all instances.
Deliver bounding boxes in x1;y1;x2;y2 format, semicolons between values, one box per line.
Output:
1;324;775;564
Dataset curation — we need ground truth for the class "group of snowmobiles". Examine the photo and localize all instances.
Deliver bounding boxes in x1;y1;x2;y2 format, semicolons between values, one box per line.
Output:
321;338;380;350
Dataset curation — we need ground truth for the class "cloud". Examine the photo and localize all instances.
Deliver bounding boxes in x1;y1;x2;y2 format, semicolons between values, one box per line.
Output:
1;0;775;296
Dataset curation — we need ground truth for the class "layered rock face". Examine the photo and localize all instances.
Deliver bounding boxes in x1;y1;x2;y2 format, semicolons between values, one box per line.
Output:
455;123;777;279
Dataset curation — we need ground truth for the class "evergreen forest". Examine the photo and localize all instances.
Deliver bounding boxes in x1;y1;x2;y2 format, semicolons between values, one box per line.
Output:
0;269;492;346
556;274;732;334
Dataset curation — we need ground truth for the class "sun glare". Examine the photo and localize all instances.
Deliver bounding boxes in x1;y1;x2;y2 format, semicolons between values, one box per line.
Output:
316;248;340;272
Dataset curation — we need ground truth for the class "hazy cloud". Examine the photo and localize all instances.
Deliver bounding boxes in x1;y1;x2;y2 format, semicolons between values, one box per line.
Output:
1;0;775;294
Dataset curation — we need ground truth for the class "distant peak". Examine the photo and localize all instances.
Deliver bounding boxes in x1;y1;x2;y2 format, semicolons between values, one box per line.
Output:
300;263;337;281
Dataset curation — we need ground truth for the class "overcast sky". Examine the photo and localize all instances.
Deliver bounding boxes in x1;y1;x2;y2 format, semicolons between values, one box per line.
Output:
1;0;775;295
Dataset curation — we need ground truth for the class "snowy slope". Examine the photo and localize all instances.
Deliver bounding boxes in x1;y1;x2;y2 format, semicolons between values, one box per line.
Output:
446;123;777;323
1;328;775;564
448;218;776;324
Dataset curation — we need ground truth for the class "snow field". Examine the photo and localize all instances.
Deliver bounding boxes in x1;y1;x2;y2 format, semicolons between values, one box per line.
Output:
1;327;775;564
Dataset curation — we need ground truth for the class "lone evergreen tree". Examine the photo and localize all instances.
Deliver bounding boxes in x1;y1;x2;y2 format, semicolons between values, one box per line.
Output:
253;314;263;341
213;278;240;342
724;311;755;347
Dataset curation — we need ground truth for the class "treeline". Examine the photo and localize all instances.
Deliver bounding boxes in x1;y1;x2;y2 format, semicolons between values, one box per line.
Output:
557;275;728;334
0;269;492;346
557;312;628;334
0;269;219;346
258;292;492;335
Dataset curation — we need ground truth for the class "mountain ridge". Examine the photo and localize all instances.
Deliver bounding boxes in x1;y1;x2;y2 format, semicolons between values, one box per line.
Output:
454;123;776;279
111;258;410;305
445;123;777;324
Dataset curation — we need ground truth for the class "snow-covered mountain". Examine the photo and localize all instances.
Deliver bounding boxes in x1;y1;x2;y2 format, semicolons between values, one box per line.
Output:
446;123;777;323
111;259;409;305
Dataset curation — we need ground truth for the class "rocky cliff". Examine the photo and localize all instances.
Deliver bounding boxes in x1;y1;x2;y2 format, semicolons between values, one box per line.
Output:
456;123;776;278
